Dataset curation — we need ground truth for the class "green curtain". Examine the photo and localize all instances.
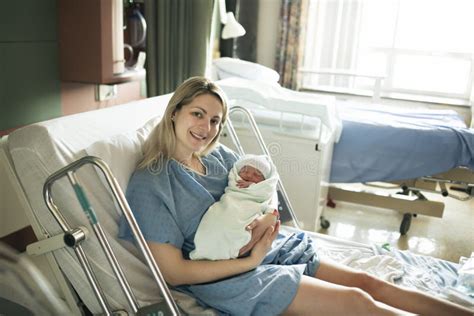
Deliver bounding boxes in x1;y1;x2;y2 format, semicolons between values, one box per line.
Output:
145;0;215;96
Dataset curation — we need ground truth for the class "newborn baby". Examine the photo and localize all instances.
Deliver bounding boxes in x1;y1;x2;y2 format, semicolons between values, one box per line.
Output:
190;154;279;260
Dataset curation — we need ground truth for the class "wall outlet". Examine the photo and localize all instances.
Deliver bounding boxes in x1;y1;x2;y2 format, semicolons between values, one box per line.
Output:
95;84;118;101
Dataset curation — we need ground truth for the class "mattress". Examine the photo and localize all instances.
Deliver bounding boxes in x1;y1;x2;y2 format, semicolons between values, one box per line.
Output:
331;101;474;183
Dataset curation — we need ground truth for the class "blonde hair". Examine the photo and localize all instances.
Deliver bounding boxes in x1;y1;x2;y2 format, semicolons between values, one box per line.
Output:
138;77;229;169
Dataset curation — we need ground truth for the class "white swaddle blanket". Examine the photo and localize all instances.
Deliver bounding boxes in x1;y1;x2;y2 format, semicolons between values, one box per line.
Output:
190;155;279;260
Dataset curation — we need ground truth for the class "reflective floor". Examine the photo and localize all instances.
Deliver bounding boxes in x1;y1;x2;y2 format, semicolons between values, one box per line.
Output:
316;184;474;263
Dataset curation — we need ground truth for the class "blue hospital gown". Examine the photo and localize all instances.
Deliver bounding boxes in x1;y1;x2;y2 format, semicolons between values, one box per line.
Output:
119;146;320;315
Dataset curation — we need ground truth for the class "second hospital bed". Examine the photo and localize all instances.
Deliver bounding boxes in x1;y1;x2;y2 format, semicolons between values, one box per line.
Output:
327;99;474;233
217;77;474;234
0;85;473;313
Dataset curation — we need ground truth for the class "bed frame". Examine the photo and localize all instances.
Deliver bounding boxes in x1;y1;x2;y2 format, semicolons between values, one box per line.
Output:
328;166;474;234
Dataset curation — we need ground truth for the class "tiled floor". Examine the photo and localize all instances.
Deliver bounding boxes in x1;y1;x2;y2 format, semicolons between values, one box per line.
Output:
316;183;474;263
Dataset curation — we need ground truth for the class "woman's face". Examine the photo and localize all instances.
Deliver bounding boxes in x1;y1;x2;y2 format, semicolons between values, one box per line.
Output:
173;93;223;158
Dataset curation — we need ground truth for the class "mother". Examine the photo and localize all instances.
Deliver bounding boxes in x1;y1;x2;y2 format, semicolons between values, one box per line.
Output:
119;77;471;315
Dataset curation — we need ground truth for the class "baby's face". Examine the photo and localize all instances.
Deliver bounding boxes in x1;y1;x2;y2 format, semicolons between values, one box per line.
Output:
238;165;265;183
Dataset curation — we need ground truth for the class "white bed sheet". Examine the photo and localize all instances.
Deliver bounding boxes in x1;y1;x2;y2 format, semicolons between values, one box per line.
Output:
3;92;470;313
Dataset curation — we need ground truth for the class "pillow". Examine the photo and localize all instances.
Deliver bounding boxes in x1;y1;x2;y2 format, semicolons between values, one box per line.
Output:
213;57;280;83
85;116;160;193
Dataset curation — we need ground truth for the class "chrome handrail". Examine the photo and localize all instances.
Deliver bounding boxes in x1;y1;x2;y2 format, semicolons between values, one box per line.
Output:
43;156;180;316
227;106;302;229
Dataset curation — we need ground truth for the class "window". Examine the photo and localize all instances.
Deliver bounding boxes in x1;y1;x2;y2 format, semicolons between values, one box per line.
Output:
301;0;474;105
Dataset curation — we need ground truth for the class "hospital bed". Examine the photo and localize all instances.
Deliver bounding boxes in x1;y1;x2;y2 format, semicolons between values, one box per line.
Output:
0;87;473;314
213;58;474;234
300;68;474;234
326;100;474;233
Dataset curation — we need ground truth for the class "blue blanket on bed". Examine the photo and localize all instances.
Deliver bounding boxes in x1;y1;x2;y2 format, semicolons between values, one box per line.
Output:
330;102;474;183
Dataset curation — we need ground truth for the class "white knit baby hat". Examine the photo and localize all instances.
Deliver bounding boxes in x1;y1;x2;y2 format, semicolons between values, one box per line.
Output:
237;154;273;179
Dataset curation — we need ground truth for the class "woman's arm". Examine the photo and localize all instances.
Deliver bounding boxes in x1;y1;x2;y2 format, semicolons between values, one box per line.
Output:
149;221;280;286
238;212;278;256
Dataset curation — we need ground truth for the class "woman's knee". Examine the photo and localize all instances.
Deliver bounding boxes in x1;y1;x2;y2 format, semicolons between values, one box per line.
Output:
345;287;378;314
355;271;385;293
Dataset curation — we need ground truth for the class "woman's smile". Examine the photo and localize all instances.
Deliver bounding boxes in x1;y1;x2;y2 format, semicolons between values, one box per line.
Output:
190;130;207;141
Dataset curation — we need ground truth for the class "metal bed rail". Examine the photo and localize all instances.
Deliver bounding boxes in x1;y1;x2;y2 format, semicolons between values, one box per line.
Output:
227;106;302;230
43;156;180;316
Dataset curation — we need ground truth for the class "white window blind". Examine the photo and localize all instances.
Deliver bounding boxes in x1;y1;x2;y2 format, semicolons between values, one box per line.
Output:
301;0;474;105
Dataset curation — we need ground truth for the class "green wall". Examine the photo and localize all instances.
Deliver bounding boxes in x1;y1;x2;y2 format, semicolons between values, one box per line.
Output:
0;0;61;131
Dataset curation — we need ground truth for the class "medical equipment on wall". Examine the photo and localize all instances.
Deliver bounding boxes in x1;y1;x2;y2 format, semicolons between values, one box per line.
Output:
124;2;147;68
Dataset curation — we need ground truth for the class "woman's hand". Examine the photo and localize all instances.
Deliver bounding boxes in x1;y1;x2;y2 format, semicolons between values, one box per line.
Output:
249;220;280;266
239;212;278;256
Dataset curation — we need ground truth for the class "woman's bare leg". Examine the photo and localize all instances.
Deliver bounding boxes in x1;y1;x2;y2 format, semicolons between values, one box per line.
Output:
314;259;473;316
283;275;411;315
